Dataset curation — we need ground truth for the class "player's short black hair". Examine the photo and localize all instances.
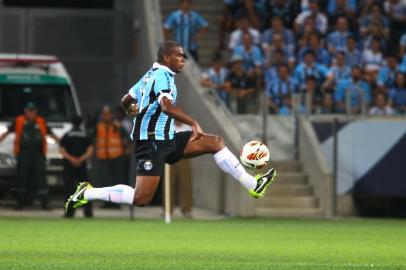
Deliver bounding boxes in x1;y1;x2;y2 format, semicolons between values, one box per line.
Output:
157;41;182;63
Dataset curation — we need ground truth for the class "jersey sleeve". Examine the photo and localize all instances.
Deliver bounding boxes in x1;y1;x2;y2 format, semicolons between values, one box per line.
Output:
154;70;174;104
128;80;141;99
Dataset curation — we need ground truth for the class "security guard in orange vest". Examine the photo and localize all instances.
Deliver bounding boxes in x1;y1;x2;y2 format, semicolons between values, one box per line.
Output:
0;102;59;210
92;106;129;207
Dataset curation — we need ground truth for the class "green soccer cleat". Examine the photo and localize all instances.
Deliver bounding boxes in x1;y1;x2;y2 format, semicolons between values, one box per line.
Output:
249;168;277;199
65;182;93;213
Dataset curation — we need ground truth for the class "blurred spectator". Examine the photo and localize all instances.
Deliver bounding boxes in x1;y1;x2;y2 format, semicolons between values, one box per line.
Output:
326;0;357;25
303;76;323;113
278;94;293;115
294;0;328;35
219;0;241;50
166;120;193;218
299;0;310;11
0;102;59;210
299;0;328;12
317;93;337;113
362;22;388;51
268;0;296;28
399;33;406;70
92;106;129;208
359;3;390;40
401;33;406;53
60;116;94;218
266;64;297;113
235;0;270;30
228;16;261;50
298;32;330;66
361;36;384;75
359;0;377;17
163;0;208;62
261;16;295;55
296;16;319;49
232;32;264;77
389;72;406;113
323;51;351;91
263;49;286;82
278;94;307;115
262;32;295;69
377;54;399;90
384;0;406;42
293;49;329;90
335;66;372;113
113;106;132;134
369;92;395;115
345;36;363;67
224;55;256;113
200;53;230;107
326;16;351;54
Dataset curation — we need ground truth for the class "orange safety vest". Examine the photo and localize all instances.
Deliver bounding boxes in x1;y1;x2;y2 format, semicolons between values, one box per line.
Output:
96;123;125;159
14;115;48;156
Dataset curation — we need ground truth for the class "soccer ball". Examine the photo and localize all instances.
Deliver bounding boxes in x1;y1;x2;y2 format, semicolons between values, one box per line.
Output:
240;140;270;169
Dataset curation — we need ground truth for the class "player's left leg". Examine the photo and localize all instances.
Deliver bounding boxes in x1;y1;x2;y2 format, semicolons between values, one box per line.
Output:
65;140;167;212
65;175;161;212
183;134;277;198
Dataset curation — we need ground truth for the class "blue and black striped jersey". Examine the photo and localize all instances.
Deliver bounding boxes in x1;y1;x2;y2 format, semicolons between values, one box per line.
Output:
128;62;177;141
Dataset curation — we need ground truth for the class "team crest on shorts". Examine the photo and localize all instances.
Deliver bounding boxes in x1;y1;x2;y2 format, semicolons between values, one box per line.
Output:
144;160;153;171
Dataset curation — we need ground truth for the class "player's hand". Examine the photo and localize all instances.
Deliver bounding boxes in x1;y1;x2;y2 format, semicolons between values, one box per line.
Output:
127;103;138;117
190;122;204;142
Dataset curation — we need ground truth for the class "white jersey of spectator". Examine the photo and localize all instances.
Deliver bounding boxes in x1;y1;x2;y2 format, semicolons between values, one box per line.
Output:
362;49;383;72
228;28;260;50
295;11;328;34
384;0;406;21
369;106;395;116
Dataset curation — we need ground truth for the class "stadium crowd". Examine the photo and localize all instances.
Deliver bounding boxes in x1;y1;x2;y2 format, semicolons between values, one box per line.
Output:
164;0;406;115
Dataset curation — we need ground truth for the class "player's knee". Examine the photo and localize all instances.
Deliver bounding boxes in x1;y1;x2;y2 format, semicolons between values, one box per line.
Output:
133;193;153;207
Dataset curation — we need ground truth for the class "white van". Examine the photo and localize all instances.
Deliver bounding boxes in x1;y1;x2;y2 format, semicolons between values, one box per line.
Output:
0;54;81;197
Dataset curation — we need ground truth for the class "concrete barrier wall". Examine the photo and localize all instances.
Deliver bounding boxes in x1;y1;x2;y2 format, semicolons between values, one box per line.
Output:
299;117;333;217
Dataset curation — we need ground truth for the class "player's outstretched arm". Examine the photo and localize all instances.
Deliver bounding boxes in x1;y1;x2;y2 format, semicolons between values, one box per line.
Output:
160;97;203;141
121;93;138;117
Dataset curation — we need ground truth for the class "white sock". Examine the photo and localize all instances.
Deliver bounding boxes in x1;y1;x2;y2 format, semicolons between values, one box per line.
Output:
213;147;257;191
84;184;135;205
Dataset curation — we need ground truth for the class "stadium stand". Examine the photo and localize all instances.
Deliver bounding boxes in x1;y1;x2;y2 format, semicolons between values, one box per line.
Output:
163;0;406;116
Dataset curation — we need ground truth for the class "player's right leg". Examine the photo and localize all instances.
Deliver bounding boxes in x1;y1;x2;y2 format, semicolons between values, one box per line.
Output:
182;133;277;199
64;176;160;212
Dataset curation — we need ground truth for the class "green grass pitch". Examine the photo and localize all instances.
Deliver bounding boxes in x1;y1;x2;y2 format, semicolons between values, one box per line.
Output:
1;217;405;269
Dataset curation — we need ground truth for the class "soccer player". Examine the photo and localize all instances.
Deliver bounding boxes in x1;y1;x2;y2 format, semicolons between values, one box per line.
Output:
65;41;277;212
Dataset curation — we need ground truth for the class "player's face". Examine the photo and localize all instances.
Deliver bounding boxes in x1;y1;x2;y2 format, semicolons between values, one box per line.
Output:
167;47;186;73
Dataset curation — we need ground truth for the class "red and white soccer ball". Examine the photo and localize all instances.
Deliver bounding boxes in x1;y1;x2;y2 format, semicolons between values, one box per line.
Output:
240;140;270;169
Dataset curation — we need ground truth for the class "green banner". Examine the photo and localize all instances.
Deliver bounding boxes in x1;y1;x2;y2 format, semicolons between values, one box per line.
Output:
0;74;69;85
